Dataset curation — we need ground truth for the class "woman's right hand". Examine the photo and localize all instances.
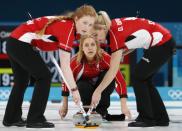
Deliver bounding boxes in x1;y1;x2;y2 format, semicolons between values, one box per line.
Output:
59;104;68;119
59;97;68;119
72;90;81;105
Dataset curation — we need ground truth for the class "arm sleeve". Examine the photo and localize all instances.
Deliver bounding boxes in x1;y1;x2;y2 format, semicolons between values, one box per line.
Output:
57;22;75;52
109;25;126;53
115;70;128;98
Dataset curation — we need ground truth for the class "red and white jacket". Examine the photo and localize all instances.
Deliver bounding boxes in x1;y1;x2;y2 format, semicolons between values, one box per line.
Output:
109;17;172;52
10;16;76;52
62;51;127;98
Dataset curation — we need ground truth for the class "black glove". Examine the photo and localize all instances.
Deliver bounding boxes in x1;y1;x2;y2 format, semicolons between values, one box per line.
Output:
105;113;125;121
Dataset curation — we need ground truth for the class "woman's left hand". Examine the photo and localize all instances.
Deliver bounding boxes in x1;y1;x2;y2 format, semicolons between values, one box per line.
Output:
121;98;132;120
121;105;132;120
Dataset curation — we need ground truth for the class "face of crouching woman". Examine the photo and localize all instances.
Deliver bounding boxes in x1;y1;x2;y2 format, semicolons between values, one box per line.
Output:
77;35;103;63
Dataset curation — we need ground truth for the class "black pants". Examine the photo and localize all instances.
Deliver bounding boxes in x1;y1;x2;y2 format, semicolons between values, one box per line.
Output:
132;38;176;123
3;37;52;124
77;71;115;116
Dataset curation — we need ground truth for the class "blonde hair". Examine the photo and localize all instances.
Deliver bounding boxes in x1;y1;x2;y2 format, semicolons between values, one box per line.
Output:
76;35;103;63
94;11;111;33
37;4;97;36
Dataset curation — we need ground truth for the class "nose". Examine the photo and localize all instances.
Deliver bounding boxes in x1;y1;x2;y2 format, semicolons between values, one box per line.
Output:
88;45;93;50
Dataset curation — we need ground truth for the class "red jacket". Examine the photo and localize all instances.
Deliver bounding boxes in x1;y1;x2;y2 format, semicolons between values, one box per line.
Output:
109;17;172;52
62;51;127;98
11;16;75;52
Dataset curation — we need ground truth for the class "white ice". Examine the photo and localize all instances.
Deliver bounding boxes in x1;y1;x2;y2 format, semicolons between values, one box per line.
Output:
0;101;182;131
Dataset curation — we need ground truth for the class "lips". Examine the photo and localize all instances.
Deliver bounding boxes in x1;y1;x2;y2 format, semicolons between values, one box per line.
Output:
82;30;86;33
88;51;93;54
98;39;103;43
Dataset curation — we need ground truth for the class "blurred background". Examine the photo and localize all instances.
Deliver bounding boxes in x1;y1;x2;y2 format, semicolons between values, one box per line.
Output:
0;0;182;101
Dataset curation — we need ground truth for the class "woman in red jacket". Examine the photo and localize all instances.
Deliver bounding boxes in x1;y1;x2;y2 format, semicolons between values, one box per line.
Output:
59;35;131;119
91;11;176;127
3;5;97;128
